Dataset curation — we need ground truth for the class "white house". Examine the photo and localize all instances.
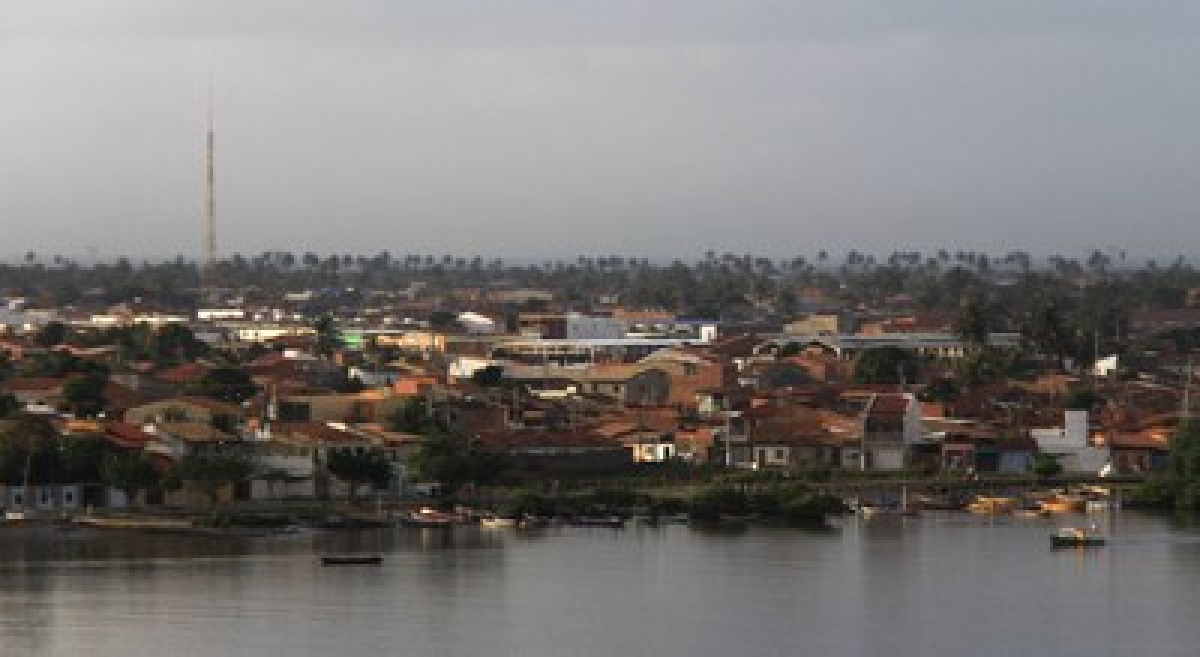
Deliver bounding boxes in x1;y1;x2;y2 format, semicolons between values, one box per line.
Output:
1031;410;1110;474
858;393;923;471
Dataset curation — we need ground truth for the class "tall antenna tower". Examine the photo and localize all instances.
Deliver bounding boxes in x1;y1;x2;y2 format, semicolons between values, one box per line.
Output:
202;82;217;300
1185;357;1194;421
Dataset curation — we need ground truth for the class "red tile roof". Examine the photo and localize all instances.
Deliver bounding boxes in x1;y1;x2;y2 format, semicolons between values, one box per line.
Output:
156;362;212;384
273;421;365;445
103;422;155;448
173;396;246;416
103;381;147;412
1;377;65;392
868;394;911;417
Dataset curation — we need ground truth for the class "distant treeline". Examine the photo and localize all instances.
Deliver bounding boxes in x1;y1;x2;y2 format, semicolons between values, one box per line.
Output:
3;249;1198;327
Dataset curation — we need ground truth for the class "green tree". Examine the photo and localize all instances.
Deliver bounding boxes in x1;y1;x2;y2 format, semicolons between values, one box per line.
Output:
388;396;440;434
0;393;19;418
58;435;108;483
1065;386;1103;411
409;432;505;493
852;347;923;385
101;451;161;505
34;321;68;348
777;342;805;357
953;296;996;347
1032;453;1064;479
153;323;208;363
325;449;393;502
313;314;343;359
169;451;257;505
759;363;812;389
24;351;108;378
919;377;961;403
192;367;258;404
1135;417;1200;509
1169;418;1200;508
1023;299;1080;371
0;414;61;485
62;372;108;417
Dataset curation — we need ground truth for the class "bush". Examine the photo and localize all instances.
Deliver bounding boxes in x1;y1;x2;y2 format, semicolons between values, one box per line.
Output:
504;489;555;517
1127;476;1176;508
689;486;751;521
1032;454;1064;479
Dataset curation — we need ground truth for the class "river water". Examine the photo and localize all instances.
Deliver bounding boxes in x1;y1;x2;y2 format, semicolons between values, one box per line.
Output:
2;511;1200;657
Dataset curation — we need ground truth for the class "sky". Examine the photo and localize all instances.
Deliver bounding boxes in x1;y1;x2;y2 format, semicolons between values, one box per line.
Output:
2;1;1199;261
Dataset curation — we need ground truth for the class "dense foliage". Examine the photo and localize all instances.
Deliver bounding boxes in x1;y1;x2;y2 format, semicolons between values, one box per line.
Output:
325;449;394;501
2;250;1196;337
689;484;847;524
1131;418;1200;509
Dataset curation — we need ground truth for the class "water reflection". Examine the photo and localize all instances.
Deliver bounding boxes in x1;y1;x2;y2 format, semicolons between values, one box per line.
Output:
3;515;1200;657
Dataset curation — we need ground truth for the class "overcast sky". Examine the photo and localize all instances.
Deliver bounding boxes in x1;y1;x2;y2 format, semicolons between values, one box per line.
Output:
3;1;1199;261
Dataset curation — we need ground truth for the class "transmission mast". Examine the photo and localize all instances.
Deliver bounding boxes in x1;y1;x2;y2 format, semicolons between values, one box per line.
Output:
202;84;217;301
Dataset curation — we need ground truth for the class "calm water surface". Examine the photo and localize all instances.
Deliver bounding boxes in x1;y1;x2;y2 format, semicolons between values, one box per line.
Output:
2;511;1200;657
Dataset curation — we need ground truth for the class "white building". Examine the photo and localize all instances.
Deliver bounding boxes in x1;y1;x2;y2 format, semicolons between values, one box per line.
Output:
197;308;247;321
564;314;626;340
1031;410;1110;474
457;311;498;334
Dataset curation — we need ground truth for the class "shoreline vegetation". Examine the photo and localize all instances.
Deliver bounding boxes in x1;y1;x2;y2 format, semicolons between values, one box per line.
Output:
10;469;1178;537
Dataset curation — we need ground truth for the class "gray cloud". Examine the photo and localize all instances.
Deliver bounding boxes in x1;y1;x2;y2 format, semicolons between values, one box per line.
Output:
2;1;1199;260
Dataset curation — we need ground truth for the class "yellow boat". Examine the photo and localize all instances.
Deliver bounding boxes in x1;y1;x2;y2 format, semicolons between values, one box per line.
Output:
967;496;1020;515
1038;495;1085;514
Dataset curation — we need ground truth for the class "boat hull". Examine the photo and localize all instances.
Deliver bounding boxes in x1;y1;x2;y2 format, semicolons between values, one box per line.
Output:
1050;536;1106;549
320;555;383;566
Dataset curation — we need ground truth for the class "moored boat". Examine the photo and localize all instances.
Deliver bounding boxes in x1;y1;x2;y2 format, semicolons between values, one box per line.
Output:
479;515;519;529
1050;525;1106;549
320;554;383;566
967;496;1020;515
401;507;463;528
570;515;626;529
1039;495;1086;514
858;504;918;519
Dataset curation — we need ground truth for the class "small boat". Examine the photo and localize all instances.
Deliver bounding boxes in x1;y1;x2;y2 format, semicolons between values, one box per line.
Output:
570;515;626;529
1050;525;1106;549
400;507;462;528
911;493;966;511
858;504;918;519
479;515;518;529
967;496;1020;515
320;555;383;566
638;512;690;526
1039;495;1086;514
516;516;550;530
